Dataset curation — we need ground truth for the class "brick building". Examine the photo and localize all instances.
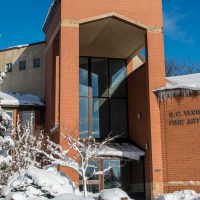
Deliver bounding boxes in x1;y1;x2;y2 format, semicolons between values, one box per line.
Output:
0;0;199;200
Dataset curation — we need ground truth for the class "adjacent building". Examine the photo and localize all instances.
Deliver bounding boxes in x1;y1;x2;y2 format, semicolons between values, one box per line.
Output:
0;1;200;200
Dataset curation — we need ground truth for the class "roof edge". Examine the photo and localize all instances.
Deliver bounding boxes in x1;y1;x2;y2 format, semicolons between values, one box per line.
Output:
43;0;61;33
0;41;45;53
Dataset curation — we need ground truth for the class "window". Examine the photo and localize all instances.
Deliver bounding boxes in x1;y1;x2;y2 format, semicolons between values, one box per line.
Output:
22;111;35;129
6;63;12;72
33;58;41;68
79;57;128;139
79;159;123;193
5;110;13;119
19;61;26;70
79;160;100;194
103;160;121;189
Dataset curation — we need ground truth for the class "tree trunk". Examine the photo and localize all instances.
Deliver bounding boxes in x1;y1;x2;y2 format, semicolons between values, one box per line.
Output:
83;177;88;197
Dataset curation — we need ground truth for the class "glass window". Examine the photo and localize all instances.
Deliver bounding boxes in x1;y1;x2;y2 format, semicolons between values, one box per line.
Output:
110;99;128;137
19;61;26;70
5;110;13;119
79;98;88;138
92;58;108;97
79;57;128;139
92;98;109;139
6;63;12;72
79;57;89;97
109;59;127;97
79;184;99;194
104;160;121;189
86;160;99;180
22;111;35;129
33;58;41;68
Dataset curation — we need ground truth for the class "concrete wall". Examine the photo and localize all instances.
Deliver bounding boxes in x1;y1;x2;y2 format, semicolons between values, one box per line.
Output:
0;42;45;98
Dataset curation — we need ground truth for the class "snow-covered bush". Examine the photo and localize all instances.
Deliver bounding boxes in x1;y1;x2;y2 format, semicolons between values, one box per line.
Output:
0;110;14;186
0;115;49;188
155;190;200;200
11;117;48;173
2;165;80;199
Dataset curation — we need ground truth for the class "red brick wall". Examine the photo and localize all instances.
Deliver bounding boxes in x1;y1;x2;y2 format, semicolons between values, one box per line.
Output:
60;0;163;27
160;96;200;193
45;1;166;197
127;63;150;183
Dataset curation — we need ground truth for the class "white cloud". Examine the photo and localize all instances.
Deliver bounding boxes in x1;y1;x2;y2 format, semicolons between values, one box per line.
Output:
164;11;193;44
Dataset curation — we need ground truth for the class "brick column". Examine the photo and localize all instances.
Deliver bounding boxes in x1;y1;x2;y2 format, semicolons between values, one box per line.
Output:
145;31;166;198
59;25;79;183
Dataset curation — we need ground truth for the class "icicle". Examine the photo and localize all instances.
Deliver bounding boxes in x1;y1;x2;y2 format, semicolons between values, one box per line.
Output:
154;88;200;103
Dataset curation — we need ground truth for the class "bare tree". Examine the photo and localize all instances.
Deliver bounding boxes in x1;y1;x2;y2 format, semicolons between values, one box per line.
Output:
37;130;120;198
165;60;200;77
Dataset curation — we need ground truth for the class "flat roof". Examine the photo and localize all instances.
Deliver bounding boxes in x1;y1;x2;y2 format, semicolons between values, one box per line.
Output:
0;41;45;53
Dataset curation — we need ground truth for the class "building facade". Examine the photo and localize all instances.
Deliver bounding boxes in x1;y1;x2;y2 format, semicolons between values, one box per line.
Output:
0;1;200;200
43;0;165;199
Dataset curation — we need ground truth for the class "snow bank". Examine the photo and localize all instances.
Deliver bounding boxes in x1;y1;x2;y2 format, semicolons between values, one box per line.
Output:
99;188;132;200
155;190;200;200
51;193;94;200
2;165;80;199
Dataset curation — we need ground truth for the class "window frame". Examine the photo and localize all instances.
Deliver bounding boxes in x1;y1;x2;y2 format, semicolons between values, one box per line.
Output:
5;110;14;120
22;110;35;129
79;57;129;139
6;63;13;73
19;60;26;71
79;158;122;193
33;58;41;68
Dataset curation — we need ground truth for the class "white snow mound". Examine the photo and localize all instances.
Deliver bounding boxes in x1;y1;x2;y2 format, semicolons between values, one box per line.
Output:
51;193;94;200
99;188;132;200
2;165;80;199
155;190;200;200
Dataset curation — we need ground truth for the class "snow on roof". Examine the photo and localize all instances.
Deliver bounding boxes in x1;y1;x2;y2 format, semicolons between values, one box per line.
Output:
156;73;200;92
0;92;45;107
98;143;145;160
0;41;45;52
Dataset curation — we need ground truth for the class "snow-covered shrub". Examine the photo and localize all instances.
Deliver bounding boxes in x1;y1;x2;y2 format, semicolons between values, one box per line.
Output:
155;190;200;200
11;117;48;173
2;165;80;199
0;110;14;185
0;115;49;189
99;188;132;200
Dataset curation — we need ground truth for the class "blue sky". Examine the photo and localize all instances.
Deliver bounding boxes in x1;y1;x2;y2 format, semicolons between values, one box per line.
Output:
0;0;199;64
163;0;200;64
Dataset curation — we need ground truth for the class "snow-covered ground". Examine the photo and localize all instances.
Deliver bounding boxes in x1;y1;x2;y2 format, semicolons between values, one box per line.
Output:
155;190;200;200
99;188;132;200
1;165;80;199
0;165;132;200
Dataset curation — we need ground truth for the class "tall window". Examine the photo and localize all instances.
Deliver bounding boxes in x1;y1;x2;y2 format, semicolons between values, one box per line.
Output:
33;58;41;68
19;61;26;70
79;57;128;139
6;63;12;72
22;111;35;129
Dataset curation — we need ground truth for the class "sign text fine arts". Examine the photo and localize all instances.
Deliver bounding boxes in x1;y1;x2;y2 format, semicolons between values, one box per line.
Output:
168;110;200;125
